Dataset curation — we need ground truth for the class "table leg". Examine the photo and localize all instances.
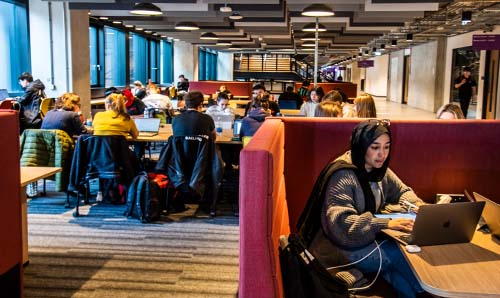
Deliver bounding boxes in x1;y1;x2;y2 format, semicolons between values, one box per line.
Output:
20;189;28;265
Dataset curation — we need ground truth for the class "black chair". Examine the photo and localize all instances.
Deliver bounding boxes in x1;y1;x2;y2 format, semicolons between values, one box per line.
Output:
67;135;138;217
156;135;223;216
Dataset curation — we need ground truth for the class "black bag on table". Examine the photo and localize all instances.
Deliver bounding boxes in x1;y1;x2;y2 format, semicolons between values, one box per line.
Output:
124;171;168;223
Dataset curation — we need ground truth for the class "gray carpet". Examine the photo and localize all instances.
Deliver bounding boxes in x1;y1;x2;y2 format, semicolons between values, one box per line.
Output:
24;185;239;298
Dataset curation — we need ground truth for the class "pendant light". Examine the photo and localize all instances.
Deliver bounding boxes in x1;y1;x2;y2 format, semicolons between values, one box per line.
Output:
302;23;327;32
175;22;200;30
130;3;163;16
229;12;243;20
200;32;218;40
301;4;334;17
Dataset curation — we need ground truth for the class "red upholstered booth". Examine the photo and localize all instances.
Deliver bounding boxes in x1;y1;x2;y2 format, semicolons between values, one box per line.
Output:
0;110;23;297
294;82;357;98
188;81;253;97
239;117;500;298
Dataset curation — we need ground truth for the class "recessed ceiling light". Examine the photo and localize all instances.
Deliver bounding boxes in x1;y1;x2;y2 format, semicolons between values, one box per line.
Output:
136;27;144;31
145;30;152;33
461;11;472;25
216;40;232;46
125;24;134;28
130;3;163;16
391;39;397;46
175;22;200;30
112;21;122;24
174;38;180;41
161;35;167;38
301;4;334;17
99;16;109;20
406;33;413;41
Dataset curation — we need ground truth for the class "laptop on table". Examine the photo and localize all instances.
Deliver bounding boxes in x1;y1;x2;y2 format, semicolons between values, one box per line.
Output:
0;89;10;101
378;201;485;246
134;118;161;137
473;192;500;239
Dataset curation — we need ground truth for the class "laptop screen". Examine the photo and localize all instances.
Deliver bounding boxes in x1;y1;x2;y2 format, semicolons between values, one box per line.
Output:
134;118;161;133
233;119;242;137
0;89;9;101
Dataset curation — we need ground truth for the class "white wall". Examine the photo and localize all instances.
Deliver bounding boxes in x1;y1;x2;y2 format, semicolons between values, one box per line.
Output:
217;52;233;81
365;54;389;97
388;50;404;103
29;0;70;97
173;41;195;82
407;41;438;111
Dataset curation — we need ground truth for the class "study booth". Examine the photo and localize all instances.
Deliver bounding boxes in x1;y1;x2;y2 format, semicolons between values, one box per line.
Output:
239;118;500;298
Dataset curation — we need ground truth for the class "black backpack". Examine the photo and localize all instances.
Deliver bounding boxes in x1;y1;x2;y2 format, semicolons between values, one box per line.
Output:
279;160;356;298
124;172;164;223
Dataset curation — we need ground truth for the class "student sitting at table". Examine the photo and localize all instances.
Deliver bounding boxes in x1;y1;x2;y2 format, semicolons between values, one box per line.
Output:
142;84;173;110
205;92;235;120
240;95;270;146
309;119;425;298
314;101;342;118
299;87;322;117
354;94;377;118
173;91;215;140
41;92;88;137
436;103;465;120
93;93;138;139
92;93;139;203
122;88;145;116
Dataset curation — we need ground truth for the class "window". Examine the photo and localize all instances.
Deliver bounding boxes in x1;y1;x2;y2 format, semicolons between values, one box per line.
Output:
129;33;148;85
0;0;30;94
89;26;104;86
198;48;217;81
104;26;126;87
161;40;173;84
149;39;159;83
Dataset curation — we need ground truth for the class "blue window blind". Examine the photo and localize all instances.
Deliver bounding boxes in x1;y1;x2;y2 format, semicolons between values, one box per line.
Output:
149;39;159;83
161;40;173;85
198;50;207;81
104;26;126;87
89;26;99;86
129;33;147;85
0;0;30;94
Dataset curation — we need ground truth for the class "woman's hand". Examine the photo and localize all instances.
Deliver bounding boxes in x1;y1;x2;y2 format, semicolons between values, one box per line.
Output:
388;218;414;233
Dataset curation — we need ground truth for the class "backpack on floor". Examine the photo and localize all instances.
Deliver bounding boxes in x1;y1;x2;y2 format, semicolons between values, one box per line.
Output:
124;172;169;223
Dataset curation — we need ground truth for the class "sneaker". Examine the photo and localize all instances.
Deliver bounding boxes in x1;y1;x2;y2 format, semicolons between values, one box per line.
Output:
96;191;103;202
26;182;38;198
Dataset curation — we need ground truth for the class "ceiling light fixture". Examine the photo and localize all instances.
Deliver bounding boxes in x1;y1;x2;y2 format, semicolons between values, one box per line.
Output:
175;22;200;30
300;33;321;41
125;24;134;28
220;4;232;13
406;33;413;41
229;12;243;20
391;39;397;46
380;44;385;50
216;40;232;46
130;3;163;16
461;11;472;25
302;23;327;32
302;41;316;47
99;16;109;20
200;32;219;40
112;21;122;24
301;4;334;17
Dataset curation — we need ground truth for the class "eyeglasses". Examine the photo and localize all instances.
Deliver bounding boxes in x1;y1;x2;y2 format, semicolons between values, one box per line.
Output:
368;119;390;127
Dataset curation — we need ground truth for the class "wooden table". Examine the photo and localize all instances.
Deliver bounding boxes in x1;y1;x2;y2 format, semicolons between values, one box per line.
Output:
20;167;62;264
402;231;500;297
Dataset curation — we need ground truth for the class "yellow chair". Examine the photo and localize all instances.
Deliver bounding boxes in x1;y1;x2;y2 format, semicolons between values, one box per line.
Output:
40;98;55;119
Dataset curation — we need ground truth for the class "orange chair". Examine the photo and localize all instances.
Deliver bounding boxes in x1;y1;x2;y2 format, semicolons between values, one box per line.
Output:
0;99;14;109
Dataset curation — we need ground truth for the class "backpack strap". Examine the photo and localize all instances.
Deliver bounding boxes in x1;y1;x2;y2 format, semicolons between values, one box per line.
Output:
297;160;357;246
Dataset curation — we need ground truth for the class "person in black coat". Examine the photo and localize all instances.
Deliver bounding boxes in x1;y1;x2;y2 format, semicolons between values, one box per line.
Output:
15;72;46;131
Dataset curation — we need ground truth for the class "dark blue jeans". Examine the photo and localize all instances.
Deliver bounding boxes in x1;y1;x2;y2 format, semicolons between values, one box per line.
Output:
345;240;423;298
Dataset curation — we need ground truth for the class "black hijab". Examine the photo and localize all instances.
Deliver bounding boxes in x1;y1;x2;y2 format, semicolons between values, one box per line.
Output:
350;120;392;213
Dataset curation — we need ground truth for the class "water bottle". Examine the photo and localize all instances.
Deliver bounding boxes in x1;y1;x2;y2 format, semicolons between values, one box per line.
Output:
216;116;223;134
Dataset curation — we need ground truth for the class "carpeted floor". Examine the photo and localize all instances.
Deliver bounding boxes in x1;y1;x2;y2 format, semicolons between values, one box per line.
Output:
24;180;240;298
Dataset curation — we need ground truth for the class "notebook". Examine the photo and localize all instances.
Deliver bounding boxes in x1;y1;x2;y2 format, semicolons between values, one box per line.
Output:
0;89;9;101
473;192;500;238
134;118;161;137
378;201;485;246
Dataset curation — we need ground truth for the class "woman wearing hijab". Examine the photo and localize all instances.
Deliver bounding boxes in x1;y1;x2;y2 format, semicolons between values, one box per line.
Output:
311;119;425;298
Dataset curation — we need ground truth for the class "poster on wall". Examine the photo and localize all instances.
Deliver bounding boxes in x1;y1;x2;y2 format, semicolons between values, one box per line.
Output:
472;34;500;50
358;60;374;68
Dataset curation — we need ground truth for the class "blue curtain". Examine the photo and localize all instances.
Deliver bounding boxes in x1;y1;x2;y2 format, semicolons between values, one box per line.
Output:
104;26;126;87
89;26;99;86
149;40;159;83
129;33;148;85
161;40;173;85
0;0;30;94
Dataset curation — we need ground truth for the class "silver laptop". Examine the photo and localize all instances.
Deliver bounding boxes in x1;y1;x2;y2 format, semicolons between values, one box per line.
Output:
380;201;485;246
473;192;500;239
0;89;9;101
210;113;233;130
134;118;161;137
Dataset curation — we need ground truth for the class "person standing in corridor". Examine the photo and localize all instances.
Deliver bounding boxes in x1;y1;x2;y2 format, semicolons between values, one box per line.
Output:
453;67;477;118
